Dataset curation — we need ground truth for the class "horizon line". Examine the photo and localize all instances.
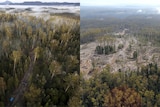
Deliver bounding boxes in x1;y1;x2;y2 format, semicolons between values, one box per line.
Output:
1;0;80;3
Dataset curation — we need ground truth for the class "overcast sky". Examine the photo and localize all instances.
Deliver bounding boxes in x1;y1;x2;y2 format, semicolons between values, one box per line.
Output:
1;0;79;3
81;0;160;6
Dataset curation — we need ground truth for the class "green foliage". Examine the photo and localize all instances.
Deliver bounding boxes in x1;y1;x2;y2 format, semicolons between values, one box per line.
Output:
104;45;115;55
95;45;115;55
0;13;79;106
128;44;132;51
133;51;138;59
118;44;124;49
81;63;160;107
95;46;103;54
24;84;42;106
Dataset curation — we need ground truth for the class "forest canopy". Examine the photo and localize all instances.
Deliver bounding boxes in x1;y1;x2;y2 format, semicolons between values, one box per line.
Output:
0;13;80;107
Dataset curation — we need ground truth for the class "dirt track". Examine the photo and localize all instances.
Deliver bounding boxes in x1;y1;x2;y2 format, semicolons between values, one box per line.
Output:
7;52;35;107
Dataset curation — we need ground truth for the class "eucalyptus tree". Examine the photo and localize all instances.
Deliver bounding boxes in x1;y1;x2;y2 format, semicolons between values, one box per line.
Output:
0;77;6;94
11;50;22;73
33;47;41;63
49;60;61;79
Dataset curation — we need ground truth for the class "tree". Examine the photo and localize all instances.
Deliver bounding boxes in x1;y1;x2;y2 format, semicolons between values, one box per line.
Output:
133;51;138;59
64;74;79;92
144;90;155;106
104;86;141;107
156;94;160;106
0;77;6;95
50;39;59;52
39;28;47;44
0;13;80;106
118;44;124;50
33;47;41;63
24;84;41;106
11;50;22;72
2;40;10;56
68;96;81;107
26;26;32;38
31;34;37;49
5;26;12;40
95;46;103;54
49;60;61;79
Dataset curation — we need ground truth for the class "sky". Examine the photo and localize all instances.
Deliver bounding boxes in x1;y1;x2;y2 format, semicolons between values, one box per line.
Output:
1;0;79;3
81;0;160;6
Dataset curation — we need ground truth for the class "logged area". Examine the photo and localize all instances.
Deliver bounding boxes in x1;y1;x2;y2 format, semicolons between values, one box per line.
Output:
80;6;160;106
81;6;160;76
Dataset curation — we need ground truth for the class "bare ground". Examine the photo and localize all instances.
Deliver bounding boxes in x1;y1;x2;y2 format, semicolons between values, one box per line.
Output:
80;35;160;78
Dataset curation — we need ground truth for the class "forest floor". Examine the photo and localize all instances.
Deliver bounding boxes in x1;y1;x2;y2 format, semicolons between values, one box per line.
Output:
80;30;160;78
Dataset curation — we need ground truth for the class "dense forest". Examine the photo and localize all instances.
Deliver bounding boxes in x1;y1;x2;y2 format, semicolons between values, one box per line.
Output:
0;13;80;107
81;63;160;107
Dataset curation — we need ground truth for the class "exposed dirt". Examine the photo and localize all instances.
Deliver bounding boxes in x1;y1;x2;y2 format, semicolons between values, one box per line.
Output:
80;31;160;78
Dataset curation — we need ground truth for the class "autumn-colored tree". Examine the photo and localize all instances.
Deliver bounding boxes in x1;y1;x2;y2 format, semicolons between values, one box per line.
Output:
104;86;141;107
